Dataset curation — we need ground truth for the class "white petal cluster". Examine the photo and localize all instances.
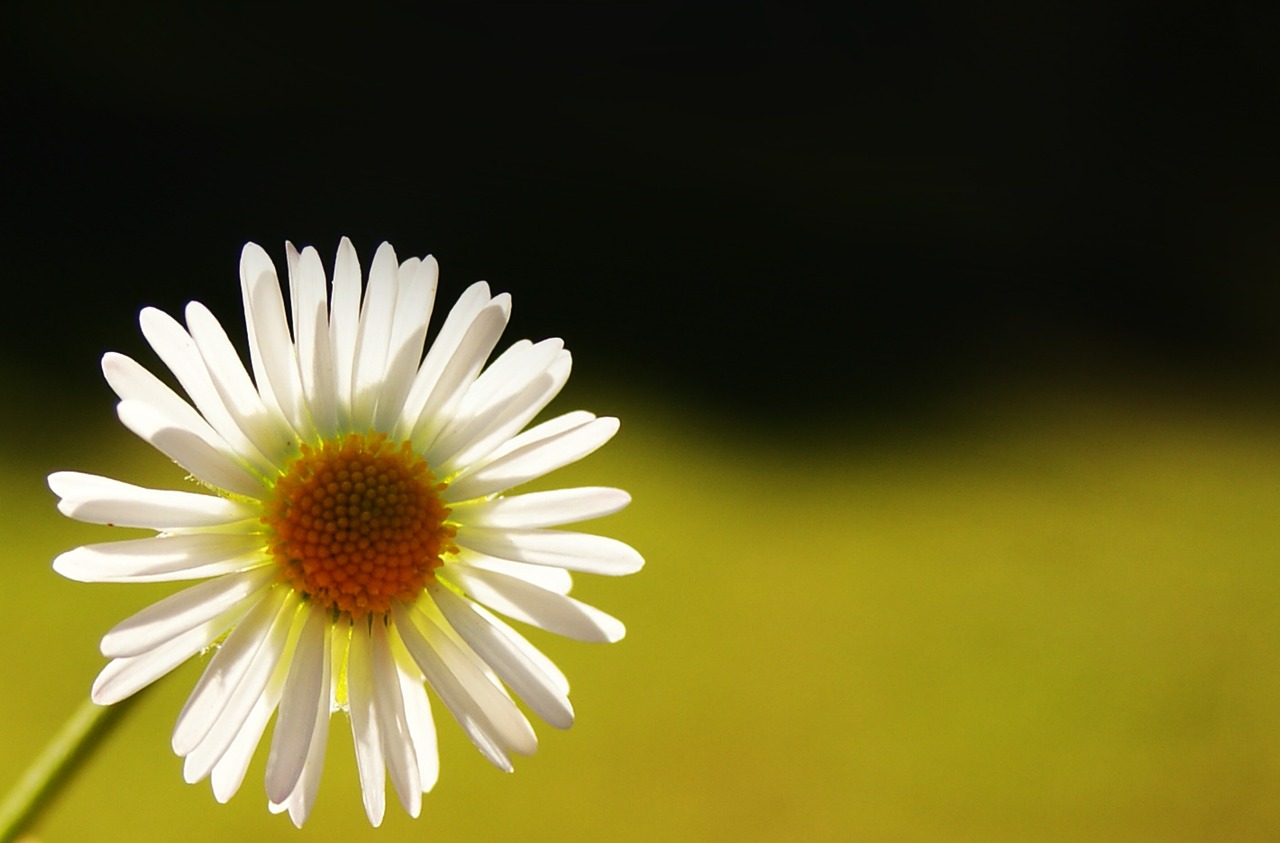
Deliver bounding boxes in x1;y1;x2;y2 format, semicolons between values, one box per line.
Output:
49;239;642;827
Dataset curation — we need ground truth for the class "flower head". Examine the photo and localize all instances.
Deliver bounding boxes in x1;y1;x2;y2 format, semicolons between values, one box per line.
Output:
49;239;642;826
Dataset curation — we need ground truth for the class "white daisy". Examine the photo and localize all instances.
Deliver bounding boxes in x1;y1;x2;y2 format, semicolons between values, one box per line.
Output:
48;239;642;827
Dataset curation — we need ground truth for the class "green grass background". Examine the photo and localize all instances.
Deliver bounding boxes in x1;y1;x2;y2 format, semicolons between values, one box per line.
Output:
3;375;1278;841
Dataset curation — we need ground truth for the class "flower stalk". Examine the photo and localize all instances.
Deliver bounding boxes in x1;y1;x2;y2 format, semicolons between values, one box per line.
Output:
0;693;139;843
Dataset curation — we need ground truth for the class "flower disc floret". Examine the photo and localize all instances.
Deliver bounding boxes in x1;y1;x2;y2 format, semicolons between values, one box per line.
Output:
263;432;456;618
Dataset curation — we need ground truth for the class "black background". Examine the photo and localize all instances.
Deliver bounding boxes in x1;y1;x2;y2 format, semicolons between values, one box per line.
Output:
6;2;1280;426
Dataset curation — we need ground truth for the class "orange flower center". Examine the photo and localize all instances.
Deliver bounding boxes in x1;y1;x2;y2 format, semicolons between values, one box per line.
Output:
262;433;456;618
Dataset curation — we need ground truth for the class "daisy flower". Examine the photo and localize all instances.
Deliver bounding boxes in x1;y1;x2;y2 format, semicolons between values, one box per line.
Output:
48;239;642;827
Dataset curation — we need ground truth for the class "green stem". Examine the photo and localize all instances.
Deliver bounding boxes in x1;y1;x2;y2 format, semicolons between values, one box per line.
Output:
0;693;140;843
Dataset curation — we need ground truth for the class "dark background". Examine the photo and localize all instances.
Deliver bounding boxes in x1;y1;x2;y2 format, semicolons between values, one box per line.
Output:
6;2;1280;426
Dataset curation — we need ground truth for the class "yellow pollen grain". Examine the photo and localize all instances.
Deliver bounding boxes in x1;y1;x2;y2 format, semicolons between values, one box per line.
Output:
262;432;456;618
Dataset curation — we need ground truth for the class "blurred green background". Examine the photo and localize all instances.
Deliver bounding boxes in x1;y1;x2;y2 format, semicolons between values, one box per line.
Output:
5;375;1280;841
5;2;1280;840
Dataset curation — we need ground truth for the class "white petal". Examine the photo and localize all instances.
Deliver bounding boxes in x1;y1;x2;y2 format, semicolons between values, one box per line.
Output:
264;606;330;803
457;526;643;576
54;533;266;583
350;242;400;430
372;620;422;816
434;341;567;454
447;548;573;594
49;472;256;529
138;307;275;475
445;564;626;643
409;298;512;452
347;619;387;827
285;241;301;280
209;670;282;802
407;601;537;755
273;618;332;828
329;237;362;429
394;281;493;438
116;400;266;498
451;487;631;530
237;244;286;425
100;566;276;658
390;635;439;792
185;302;296;467
430;583;573;729
172;586;291;755
467;600;571;695
91;597;258;706
372;256;438;433
429;350;571;474
451;338;549;417
184;591;300;784
444;414;619;502
266;604;329;803
291;245;337;438
101;352;241;465
100;351;196;420
392;603;533;771
241;242;310;438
